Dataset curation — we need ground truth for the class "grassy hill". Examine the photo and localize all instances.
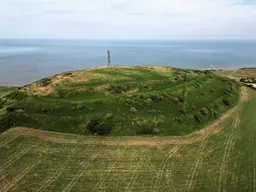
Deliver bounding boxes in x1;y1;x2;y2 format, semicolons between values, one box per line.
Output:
0;86;255;192
0;66;240;136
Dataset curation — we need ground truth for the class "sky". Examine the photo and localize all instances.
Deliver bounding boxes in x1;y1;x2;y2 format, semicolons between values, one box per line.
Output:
0;0;256;39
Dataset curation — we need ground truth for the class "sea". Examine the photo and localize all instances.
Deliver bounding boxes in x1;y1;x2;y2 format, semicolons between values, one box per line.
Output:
0;39;256;86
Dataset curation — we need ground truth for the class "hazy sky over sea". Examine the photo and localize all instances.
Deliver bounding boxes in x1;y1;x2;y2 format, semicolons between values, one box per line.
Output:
0;0;256;39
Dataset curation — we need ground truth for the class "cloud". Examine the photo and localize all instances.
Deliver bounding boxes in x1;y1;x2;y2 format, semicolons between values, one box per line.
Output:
0;0;256;38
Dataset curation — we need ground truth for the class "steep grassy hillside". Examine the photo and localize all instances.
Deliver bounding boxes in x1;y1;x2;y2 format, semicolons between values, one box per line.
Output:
0;87;254;192
0;66;240;136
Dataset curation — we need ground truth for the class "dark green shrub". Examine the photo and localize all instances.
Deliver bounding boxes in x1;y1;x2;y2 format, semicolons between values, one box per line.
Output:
0;113;16;133
178;97;185;103
223;99;230;106
86;119;111;136
210;108;218;118
151;95;163;102
195;84;201;89
109;84;130;94
136;128;153;135
6;106;16;113
194;114;202;123
200;108;208;116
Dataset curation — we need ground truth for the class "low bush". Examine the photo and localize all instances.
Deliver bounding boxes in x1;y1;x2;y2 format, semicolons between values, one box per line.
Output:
194;114;202;124
136;128;154;135
210;108;218;118
130;107;137;113
152;128;160;134
6;106;16;113
151;95;163;102
200;108;209;116
178;97;185;103
86;119;112;136
223;99;230;106
240;77;256;84
162;92;169;98
0;114;15;133
38;78;51;87
109;84;130;94
105;113;114;119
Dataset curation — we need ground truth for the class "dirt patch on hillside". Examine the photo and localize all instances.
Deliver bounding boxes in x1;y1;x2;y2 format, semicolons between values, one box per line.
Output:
22;71;111;96
240;87;249;102
22;83;55;96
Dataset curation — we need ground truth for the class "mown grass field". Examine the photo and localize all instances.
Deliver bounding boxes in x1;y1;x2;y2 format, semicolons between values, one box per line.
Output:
0;66;240;136
0;87;255;192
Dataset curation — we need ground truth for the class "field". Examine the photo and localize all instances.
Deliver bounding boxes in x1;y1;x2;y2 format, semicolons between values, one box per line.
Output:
215;68;256;88
214;68;256;80
0;66;240;136
0;86;255;192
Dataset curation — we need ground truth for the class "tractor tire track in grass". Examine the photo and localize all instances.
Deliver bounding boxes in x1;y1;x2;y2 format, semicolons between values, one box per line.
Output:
92;146;128;191
0;147;31;176
250;114;256;192
1;160;41;192
0;135;19;148
62;146;103;192
36;144;81;192
125;149;149;192
253;117;256;192
217;113;239;192
152;145;180;192
185;135;210;192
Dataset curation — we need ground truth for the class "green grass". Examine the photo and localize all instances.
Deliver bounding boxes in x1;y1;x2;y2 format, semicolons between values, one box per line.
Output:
0;86;15;98
0;66;240;136
0;87;255;191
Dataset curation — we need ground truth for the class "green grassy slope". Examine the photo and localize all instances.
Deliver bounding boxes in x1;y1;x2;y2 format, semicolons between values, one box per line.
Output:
0;86;15;98
0;87;255;192
0;66;240;136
